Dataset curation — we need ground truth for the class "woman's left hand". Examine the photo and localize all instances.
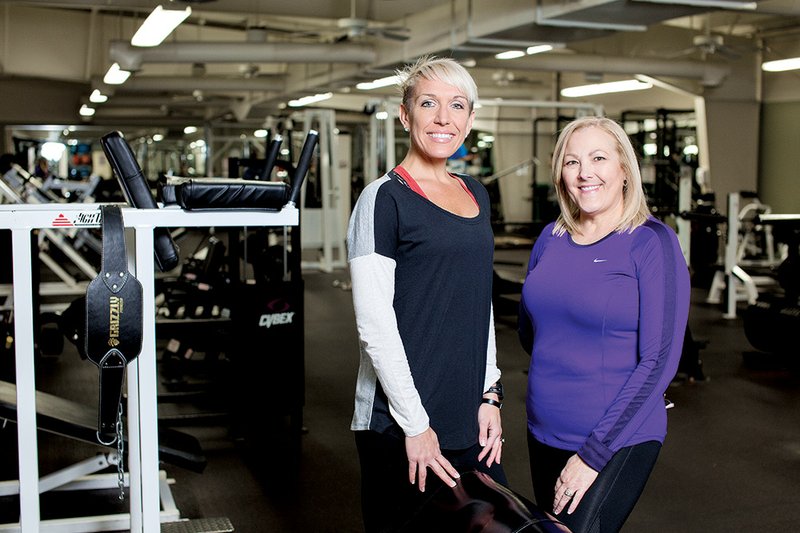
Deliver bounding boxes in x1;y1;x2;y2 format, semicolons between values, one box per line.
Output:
553;454;598;515
476;403;503;467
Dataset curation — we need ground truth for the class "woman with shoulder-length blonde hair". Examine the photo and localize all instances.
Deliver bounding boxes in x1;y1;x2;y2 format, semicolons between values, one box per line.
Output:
519;115;690;532
550;116;650;237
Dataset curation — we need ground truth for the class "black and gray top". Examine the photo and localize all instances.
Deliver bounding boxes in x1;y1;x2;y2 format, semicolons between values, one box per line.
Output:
347;168;500;450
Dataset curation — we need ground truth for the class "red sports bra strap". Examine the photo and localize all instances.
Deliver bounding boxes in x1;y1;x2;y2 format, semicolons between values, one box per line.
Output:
394;165;478;207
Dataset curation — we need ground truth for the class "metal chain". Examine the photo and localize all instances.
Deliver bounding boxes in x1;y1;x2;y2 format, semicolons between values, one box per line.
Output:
115;402;125;501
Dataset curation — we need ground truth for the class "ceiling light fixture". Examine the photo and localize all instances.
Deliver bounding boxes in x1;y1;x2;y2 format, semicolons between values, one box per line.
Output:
495;50;526;60
103;63;131;85
79;104;96;117
561;79;653;97
356;75;401;90
493;43;561;59
526;45;555;55
288;92;333;107
131;5;192;47
89;89;108;103
761;57;800;72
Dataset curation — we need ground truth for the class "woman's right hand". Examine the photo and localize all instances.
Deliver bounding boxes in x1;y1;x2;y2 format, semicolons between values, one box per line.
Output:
406;428;461;492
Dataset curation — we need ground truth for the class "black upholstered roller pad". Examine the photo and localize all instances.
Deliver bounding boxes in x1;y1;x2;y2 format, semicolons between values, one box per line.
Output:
174;178;290;210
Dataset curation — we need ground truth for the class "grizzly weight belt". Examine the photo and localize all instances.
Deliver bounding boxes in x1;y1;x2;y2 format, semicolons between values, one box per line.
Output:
84;204;143;444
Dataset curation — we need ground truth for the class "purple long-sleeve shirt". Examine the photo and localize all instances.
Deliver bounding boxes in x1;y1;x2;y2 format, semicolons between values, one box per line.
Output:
519;217;690;472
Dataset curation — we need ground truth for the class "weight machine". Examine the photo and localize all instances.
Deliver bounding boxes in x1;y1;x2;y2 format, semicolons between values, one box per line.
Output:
0;128;317;532
706;192;783;319
0;203;284;532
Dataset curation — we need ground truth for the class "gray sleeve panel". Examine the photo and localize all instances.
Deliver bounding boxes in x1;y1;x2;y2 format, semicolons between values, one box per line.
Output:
347;175;391;262
349;253;430;437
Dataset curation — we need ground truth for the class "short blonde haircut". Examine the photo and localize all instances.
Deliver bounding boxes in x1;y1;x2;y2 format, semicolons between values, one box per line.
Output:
551;116;650;237
397;55;478;114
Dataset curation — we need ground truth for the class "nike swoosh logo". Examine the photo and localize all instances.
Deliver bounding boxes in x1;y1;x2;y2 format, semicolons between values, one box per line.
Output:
593;258;608;263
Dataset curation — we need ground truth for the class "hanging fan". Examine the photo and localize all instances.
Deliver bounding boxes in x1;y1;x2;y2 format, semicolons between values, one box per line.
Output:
668;33;743;60
664;15;754;61
331;0;411;41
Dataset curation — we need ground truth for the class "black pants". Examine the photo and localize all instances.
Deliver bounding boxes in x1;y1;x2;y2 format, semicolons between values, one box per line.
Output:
355;430;507;533
527;432;660;533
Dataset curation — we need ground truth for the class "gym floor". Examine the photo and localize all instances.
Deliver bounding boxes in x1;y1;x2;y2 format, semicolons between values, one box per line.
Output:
2;268;800;532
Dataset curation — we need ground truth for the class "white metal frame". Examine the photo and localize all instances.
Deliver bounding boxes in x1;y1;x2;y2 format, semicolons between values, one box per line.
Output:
0;203;298;532
300;109;347;272
0;453;181;532
676;173;692;267
1;168;98;314
705;192;776;319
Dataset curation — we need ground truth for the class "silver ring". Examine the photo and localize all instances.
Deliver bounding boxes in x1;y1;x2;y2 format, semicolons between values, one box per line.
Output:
564;488;575;498
501;438;505;443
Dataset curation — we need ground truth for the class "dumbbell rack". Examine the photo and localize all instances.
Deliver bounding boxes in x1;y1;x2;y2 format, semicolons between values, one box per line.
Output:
0;202;298;532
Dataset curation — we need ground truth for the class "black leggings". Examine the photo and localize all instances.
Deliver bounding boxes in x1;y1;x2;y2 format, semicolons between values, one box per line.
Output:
527;432;660;533
356;430;507;533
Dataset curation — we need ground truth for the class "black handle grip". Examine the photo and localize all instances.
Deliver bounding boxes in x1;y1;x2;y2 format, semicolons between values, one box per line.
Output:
287;130;319;207
258;135;283;181
97;352;126;444
100;131;180;272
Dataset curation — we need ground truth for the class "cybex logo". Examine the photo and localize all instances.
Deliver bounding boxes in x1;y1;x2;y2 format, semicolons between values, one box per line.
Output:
259;312;295;328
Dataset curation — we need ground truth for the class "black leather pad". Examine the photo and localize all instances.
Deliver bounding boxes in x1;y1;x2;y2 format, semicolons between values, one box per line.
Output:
100;131;180;272
168;178;290;210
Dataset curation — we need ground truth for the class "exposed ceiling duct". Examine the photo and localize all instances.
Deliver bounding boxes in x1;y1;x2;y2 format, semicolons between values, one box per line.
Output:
1;0;779;130
534;0;750;31
479;53;731;86
109;40;378;71
94;75;286;93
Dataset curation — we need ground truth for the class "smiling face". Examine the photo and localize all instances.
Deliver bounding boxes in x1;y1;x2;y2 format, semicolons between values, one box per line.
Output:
399;76;474;163
560;125;627;224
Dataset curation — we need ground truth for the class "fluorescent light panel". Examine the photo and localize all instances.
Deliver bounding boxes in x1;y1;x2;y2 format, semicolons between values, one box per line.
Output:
131;5;192;47
356;75;401;90
79;104;95;117
561;79;653;97
89;89;108;103
288;92;333;107
103;63;131;85
495;44;556;60
495;50;526;60
526;44;555;55
762;57;800;72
